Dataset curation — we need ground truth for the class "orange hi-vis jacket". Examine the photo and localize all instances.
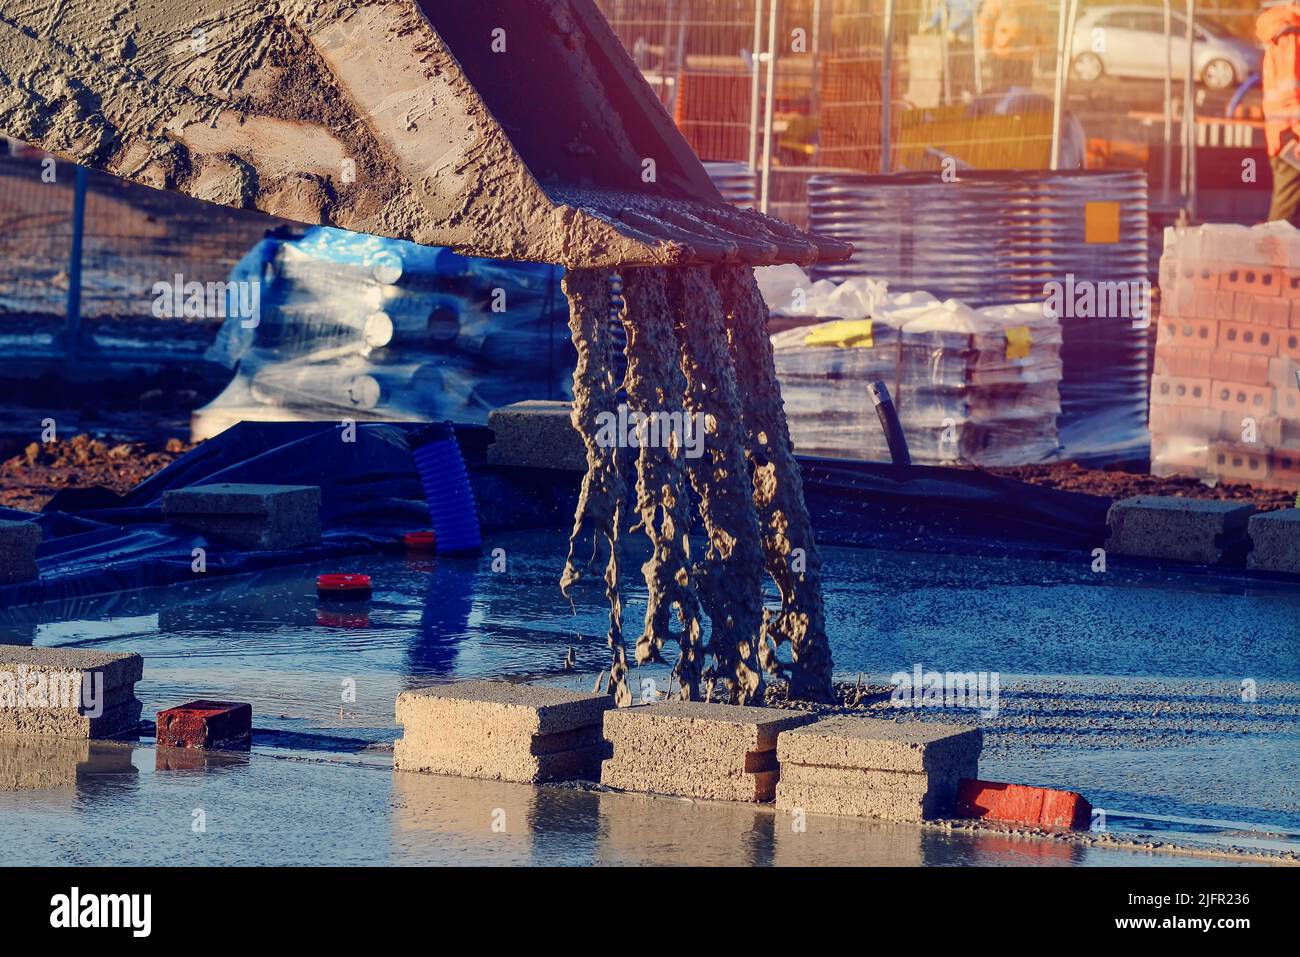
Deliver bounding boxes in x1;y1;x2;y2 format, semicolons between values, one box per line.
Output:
1258;5;1300;157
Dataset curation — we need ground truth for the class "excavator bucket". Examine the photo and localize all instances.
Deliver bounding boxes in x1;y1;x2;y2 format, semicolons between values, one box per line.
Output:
0;0;849;269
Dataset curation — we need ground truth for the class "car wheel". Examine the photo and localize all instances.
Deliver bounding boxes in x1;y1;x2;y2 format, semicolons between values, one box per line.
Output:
1202;59;1236;90
1072;52;1103;83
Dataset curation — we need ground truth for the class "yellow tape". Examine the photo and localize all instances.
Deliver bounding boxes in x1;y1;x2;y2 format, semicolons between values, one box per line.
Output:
803;319;873;349
1005;325;1032;360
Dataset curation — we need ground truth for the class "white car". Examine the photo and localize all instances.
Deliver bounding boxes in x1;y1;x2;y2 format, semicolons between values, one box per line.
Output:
1071;5;1262;90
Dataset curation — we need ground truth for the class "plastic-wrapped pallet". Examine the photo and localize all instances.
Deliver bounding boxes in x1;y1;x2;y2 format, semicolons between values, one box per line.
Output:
772;294;1062;465
1152;222;1300;491
193;227;574;440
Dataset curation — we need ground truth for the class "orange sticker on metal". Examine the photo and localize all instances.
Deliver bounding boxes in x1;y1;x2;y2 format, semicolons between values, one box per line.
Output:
1084;201;1121;244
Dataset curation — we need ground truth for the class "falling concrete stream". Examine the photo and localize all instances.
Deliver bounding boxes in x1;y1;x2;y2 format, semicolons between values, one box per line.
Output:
564;265;834;705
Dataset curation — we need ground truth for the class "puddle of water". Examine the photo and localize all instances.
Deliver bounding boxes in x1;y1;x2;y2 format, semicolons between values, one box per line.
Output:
0;740;1253;867
0;530;1296;855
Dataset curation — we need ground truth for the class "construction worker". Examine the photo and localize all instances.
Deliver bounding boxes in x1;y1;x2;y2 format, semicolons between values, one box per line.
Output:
1259;2;1300;226
977;0;1046;91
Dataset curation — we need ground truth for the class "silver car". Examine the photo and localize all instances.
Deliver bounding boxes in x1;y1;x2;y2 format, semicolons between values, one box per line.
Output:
1071;5;1262;90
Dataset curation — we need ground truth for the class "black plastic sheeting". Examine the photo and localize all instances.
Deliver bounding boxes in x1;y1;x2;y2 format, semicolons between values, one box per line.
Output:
0;421;1112;609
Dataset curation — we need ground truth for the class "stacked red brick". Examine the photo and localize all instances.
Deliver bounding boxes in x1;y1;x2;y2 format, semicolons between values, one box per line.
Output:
1153;224;1300;491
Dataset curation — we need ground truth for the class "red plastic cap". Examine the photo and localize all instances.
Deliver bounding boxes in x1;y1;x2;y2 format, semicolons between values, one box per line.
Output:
403;530;437;551
316;573;373;592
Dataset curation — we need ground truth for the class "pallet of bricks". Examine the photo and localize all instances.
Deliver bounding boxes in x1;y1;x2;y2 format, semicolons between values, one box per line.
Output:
1153;223;1300;492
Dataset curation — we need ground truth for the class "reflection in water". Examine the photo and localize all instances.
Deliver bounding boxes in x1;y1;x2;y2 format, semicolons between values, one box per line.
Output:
0;737;137;798
391;767;1112;867
155;746;252;774
407;557;477;678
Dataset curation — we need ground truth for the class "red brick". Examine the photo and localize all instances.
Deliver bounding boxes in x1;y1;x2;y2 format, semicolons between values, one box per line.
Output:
1280;329;1300;362
1221;263;1284;297
1210;351;1272;386
1153;346;1212;379
1150;374;1211;407
157;700;252;751
1218;321;1280;357
1209;442;1272;484
954;779;1092;830
1209;380;1274;416
1251;296;1292;328
1214;290;1238;321
1191;263;1220;290
1283;269;1300;299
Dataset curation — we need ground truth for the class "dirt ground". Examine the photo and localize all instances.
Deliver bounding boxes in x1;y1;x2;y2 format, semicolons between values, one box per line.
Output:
983;462;1296;511
0;433;191;512
2;431;1294;515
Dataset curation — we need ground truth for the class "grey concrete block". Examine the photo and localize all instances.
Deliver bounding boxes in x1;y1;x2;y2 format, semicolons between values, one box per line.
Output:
599;701;817;802
0;645;143;690
1105;495;1254;565
394;681;613;783
395;738;607;784
775;781;946;822
0;645;144;740
0;698;142;739
397;680;612;737
486;401;587;472
162;483;321;550
0;520;41;585
600;757;779;802
1247;508;1300;575
603;700;817;754
776;717;982;777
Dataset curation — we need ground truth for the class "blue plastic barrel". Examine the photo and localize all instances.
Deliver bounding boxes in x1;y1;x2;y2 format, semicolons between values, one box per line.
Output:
408;423;482;554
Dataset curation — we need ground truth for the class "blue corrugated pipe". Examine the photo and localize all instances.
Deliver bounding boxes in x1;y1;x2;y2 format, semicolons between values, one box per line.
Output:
408;423;482;554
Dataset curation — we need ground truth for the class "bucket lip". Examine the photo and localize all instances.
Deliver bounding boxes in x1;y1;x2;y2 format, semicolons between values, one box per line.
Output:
316;573;373;592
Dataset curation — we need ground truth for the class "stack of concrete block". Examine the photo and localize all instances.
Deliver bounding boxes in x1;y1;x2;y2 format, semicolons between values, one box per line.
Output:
775;716;982;822
0;645;143;739
600;701;816;802
486;401;586;472
394;680;611;783
1153;223;1300;491
1105;495;1254;564
162;483;321;550
1248;508;1300;575
0;520;40;585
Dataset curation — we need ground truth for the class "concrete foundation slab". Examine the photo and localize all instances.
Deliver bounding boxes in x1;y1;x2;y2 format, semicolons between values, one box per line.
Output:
486;401;586;472
162;483;322;550
1105;495;1254;565
776;717;982;777
1247;508;1300;575
0;520;41;585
